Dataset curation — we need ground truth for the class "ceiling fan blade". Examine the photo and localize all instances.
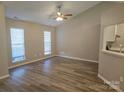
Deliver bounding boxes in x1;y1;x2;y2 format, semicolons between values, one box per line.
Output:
53;17;57;20
64;14;72;16
63;17;68;20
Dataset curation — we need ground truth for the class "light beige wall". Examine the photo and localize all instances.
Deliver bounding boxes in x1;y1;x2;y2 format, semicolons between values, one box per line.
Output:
56;4;102;62
99;2;124;91
0;4;9;77
56;2;124;90
6;18;56;67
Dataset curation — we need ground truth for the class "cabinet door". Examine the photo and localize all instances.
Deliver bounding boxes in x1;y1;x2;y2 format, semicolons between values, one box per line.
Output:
104;25;116;42
117;23;124;46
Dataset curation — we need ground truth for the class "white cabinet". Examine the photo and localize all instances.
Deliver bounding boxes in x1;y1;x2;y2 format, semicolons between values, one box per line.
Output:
103;24;117;49
116;23;124;46
104;25;117;42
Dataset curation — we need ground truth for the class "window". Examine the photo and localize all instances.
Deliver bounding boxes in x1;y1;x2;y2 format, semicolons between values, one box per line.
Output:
44;31;51;55
10;28;25;63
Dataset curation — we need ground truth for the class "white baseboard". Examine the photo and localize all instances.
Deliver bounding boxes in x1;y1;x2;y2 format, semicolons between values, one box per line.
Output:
8;55;97;69
57;55;98;63
8;55;56;69
98;74;122;92
0;74;10;80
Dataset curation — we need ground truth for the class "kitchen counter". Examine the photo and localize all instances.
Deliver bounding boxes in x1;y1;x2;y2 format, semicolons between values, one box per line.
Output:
110;47;124;53
102;49;124;58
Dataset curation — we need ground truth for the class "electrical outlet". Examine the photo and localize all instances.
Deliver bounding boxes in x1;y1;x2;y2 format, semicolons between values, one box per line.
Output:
120;76;123;82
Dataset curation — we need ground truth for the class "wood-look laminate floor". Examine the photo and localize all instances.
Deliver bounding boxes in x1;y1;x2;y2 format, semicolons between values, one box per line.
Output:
0;57;116;92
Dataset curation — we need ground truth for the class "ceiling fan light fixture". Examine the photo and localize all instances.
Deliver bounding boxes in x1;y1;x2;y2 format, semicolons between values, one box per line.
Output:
57;12;61;16
56;17;63;21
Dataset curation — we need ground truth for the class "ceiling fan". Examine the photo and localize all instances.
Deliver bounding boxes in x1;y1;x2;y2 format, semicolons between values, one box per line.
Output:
53;5;72;21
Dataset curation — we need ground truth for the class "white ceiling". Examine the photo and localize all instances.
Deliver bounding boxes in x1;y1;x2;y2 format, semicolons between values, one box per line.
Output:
3;1;101;27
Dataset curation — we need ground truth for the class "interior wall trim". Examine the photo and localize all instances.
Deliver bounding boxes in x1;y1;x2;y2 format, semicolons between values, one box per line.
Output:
8;55;56;69
56;55;98;63
98;74;122;92
0;74;10;80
